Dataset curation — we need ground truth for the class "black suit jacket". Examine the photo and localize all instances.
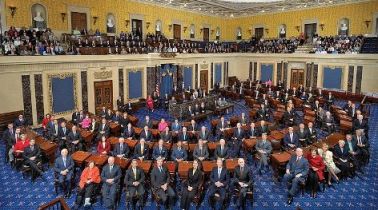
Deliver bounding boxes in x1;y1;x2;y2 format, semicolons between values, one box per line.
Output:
233;166;252;187
214;145;230;159
23;145;41;160
160;131;172;142
58;127;70;139
210;167;229;188
233;128;245;140
98;123;110;137
185;168;202;189
140;130;152;141
353;119;368;132
112;143;130;157
123;127;135;139
133;143;149;159
150;166;170;189
258;125;270;135
124;167;145;187
67;131;82;143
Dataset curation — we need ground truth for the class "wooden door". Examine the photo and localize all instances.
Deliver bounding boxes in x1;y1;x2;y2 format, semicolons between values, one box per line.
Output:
290;69;305;88
132;19;143;37
304;23;317;43
255;27;264;40
203;28;209;42
94;81;113;114
200;70;208;92
173;24;181;40
71;12;87;31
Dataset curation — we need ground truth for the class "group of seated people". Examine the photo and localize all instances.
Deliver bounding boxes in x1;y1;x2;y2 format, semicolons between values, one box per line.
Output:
248;37;300;53
310;34;364;54
1;26;65;56
1;80;371;209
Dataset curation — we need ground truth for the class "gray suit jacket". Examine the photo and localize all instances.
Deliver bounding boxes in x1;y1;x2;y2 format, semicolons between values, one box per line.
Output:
193;145;209;160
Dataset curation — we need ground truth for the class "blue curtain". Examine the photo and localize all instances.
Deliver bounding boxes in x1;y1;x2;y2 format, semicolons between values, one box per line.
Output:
215;63;222;84
184;67;193;89
129;71;142;99
260;64;273;82
323;67;342;89
52;77;75;113
160;64;175;96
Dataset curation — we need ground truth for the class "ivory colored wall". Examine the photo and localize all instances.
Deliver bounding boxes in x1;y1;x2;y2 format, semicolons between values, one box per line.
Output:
0;72;23;113
361;64;378;93
3;0;378;40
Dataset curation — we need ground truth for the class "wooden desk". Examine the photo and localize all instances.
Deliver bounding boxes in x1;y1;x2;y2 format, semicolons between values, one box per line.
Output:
202;160;216;174
128;115;139;126
190;111;213;122
325;132;345;147
243;138;257;151
25;129;57;164
225;159;238;172
271;152;291;179
128;160;152;174
188;144;197;152
164;161;176;175
114;157;130;170
80;130;94;144
109;122;121;135
126;139;139;149
71;151;91;166
207;142;218;151
134;127;143;136
269;130;285;141
215;104;235;115
85;154;108;168
178;161;192;180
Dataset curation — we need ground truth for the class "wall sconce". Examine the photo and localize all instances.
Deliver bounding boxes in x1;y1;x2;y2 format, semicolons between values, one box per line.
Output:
248;29;252;35
9;6;17;18
60;13;66;22
295;25;300;32
146;22;151;29
183;26;187;33
93;16;98;25
168;24;172;31
265;28;269;34
125;20;130;27
364;20;371;28
320;23;325;31
200;28;203;34
211;29;214;34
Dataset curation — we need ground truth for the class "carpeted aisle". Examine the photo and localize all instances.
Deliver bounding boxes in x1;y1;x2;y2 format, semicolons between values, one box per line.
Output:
0;103;377;210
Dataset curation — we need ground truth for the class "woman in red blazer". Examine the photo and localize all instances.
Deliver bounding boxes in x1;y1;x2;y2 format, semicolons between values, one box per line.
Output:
306;148;325;198
146;95;154;112
97;136;111;155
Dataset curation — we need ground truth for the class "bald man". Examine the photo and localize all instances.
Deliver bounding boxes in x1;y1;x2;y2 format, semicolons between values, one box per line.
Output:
54;149;74;198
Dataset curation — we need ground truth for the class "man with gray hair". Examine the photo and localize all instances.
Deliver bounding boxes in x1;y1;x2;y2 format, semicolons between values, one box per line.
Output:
255;133;272;174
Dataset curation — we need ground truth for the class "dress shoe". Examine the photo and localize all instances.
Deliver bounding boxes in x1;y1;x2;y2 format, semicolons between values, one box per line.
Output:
287;196;293;205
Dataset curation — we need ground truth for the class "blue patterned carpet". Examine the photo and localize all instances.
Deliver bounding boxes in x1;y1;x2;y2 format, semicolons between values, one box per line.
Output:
0;101;377;210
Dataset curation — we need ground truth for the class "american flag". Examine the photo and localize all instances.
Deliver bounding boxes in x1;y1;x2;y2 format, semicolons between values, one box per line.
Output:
155;83;160;97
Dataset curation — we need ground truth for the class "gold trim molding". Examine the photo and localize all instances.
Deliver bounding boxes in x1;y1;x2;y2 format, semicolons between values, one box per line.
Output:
94;71;112;79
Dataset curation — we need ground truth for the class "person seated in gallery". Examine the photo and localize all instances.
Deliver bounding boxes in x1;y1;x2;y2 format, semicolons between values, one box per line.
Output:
141;115;153;129
99;107;107;118
163;94;170;110
160;126;172;143
283;148;309;205
208;158;230;209
97;136;111;155
124;159;146;209
152;139;168;160
54;148;74;198
300;91;307;101
80;114;91;129
105;109;114;121
96;118;110;141
58;122;71;150
306;122;317;144
22;139;44;181
134;138;150;160
158;118;168;132
283;127;300;150
353;114;369;134
119;112;130;132
345;134;362;172
194;103;201;115
89;118;99;135
333;140;355;178
67;126;84;152
189;120;199;142
256;104;270;121
180;159;203;210
14;114;28;127
200;102;206;113
111;137;130;158
216;116;228;139
171;140;188;166
258;120;270;135
232;158;253;210
152;91;160;108
239;112;248;126
171;119;182;134
187;105;195;117
72;160;101;209
71;109;81;125
306;148;325;198
146;95;154;112
48;119;60;141
214;139;230;161
326;92;334;108
353;129;370;166
283;106;295;127
112;110;122;123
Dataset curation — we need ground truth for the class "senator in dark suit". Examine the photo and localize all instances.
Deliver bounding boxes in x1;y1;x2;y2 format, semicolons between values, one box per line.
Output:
178;128;190;143
282;148;309;204
353;130;370;165
23;139;43;181
322;112;335;133
133;139;150;160
353;115;369;134
122;124;135;139
67;126;84;152
247;123;260;138
101;157;122;210
258;121;270;135
54;149;74;197
232;159;253;209
180;160;203;210
58;123;70;149
111;137;130;158
96;119;110;140
72;111;80;125
255;134;272;173
297;124;309;147
214;139;230;160
150;158;176;209
208;158;230;209
283;127;300;150
160;127;172;142
14;115;28;127
198;126;210;141
152;140;169;160
283;107;295;126
306;122;317;143
333;140;354;177
124;159;146;208
140;116;153;129
193;139;209;161
140;126;153;141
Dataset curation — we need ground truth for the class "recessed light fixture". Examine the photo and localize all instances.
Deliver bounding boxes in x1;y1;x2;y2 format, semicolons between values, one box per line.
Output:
230;13;234;17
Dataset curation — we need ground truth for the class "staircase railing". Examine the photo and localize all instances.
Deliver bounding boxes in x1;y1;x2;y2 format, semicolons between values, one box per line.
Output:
38;197;70;210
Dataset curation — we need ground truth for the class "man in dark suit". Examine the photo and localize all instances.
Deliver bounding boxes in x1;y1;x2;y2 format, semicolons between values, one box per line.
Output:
134;138;149;160
188;120;199;142
187;105;194;117
99;107;107;118
67;126;84;152
312;100;321;112
322;111;335;133
112;137;130;158
306;122;317;144
283;127;300;150
239;112;248;126
23;139;43;181
283;107;295;127
297;123;309;147
333;140;354;177
97;118;110;140
101;156;122;210
256;104;270;121
112;111;122;123
152;139;168;160
120;113;130;133
140;126;152;142
216;116;228;139
283;148;309;205
214;139;230;160
58;122;70;150
247;122;260;138
124;159;146;209
140;116;153;128
346;134;361;172
171;140;188;164
71;110;80;125
353;114;369;134
255;133;272;174
150;158;176;210
258;120;270;135
193;139;209;161
48;119;60;141
54;149;74;198
326;92;334;109
160;127;172;142
353;129;370;166
232;158;253;210
89;118;99;134
198;126;210;142
178;127;190;144
3;123;16;162
14;114;28;127
231;123;245;157
347;103;357;118
122;123;135;139
208;158;230;210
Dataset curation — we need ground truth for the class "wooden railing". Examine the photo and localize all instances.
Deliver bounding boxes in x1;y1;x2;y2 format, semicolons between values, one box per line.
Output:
38;197;70;210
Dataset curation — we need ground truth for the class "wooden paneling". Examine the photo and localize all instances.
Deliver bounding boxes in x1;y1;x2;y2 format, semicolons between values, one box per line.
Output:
71;12;87;31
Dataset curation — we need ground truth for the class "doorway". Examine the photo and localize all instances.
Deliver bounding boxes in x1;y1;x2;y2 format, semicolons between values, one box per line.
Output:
132;19;143;37
200;70;208;92
290;69;305;88
304;23;317;43
203;28;209;42
94;81;113;114
71;12;87;31
255;27;264;40
173;24;181;40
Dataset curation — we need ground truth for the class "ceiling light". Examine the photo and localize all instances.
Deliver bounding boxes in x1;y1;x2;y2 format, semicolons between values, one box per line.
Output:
198;8;202;11
184;3;187;7
261;10;265;13
230;13;234;17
